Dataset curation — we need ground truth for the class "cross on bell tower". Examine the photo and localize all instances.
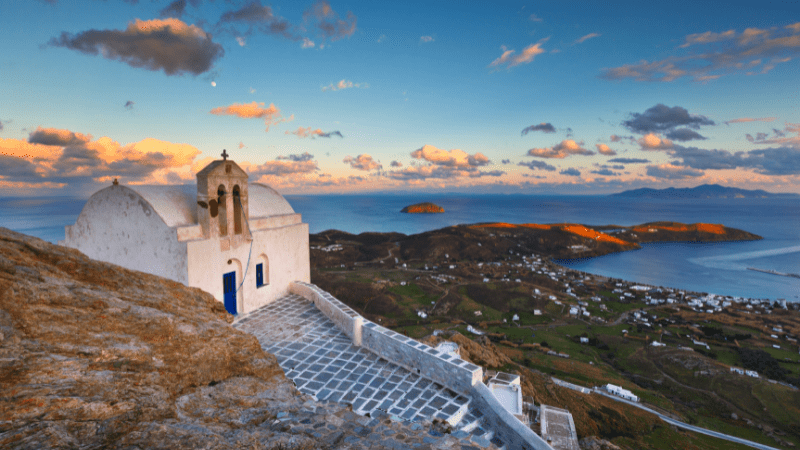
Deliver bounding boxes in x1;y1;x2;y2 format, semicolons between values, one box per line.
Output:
221;149;229;161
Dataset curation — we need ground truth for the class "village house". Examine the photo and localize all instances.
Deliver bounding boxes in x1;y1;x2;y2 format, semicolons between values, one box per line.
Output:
59;154;310;315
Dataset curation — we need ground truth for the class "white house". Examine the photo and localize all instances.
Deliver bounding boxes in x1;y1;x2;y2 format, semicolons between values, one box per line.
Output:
59;156;310;315
605;384;638;402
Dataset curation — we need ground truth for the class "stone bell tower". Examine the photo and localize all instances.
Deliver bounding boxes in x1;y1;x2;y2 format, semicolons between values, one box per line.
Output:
196;150;251;251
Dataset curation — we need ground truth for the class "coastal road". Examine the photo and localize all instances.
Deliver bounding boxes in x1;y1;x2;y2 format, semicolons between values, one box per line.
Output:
594;390;781;450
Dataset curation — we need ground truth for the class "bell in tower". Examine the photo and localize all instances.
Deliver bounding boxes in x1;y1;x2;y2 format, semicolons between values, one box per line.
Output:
195;150;250;249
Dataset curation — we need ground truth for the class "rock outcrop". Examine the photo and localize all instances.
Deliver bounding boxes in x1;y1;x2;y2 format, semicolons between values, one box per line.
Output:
401;202;444;213
0;227;301;447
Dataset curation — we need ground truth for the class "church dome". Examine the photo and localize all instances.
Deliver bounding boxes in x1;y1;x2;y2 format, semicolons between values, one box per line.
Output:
248;183;296;218
113;182;295;229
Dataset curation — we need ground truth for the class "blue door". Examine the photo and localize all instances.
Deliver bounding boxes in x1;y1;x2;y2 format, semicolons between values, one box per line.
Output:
223;271;237;314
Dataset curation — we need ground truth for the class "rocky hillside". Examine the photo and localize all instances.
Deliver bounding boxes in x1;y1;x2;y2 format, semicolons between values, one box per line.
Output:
310;221;760;267
0;227;306;448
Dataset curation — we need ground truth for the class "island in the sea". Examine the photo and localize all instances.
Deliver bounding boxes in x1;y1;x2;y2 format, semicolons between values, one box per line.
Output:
612;183;800;199
401;202;444;213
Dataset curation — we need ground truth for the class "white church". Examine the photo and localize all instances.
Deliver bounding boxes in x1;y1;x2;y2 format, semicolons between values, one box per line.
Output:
59;152;310;315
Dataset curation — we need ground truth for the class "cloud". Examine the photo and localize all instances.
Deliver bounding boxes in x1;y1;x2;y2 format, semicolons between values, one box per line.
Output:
236;36;246;46
595;143;616;155
285;127;343;138
527;140;593;158
521;123;556;135
489;40;547;69
2;130;202;191
343;154;381;171
277;152;314;162
217;1;295;40
209;101;289;131
501;159;511;164
517;160;556;171
250;159;318;176
646;164;704;179
321;79;368;91
560;168;581;177
387;165;504;181
601;22;800;82
623;104;715;134
665;128;707;141
304;0;356;41
411;144;490;167
238;142;245;149
664;145;800;175
124;100;135;110
610;134;635;143
28;127;92;146
725;117;777;125
743;123;800;147
638;133;673;149
575;33;600;44
160;0;188;18
608;157;650;164
49;18;224;76
302;37;315;48
420;36;434;43
590;169;618;176
390;160;402;167
529;14;543;22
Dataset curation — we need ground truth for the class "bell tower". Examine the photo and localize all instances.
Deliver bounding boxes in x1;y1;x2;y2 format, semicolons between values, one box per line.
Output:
196;150;251;251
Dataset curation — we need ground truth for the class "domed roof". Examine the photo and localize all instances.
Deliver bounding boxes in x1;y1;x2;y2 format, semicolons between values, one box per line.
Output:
248;183;295;218
115;182;295;228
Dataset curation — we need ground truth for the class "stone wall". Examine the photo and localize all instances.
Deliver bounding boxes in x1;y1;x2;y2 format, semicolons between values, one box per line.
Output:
472;383;554;450
360;320;483;396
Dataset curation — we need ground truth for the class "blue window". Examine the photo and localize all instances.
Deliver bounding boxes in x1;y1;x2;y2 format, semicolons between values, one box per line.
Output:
256;263;264;287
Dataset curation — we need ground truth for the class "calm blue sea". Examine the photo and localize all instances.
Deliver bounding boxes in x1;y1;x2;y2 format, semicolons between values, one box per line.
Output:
1;193;798;301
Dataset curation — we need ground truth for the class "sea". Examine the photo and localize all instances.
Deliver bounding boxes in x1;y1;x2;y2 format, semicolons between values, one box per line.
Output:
1;193;798;302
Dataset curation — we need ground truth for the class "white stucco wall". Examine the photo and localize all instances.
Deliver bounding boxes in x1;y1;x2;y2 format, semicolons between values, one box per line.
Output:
186;221;309;314
61;185;189;284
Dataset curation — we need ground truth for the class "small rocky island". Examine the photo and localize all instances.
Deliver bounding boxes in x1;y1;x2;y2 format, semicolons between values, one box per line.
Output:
401;202;444;213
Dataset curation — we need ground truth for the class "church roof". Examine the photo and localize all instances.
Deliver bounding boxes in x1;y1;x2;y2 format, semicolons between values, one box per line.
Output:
120;182;295;228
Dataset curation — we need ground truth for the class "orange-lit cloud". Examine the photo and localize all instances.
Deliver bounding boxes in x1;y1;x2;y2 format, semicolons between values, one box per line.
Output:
596;143;617;155
575;33;600;44
411;144;490;167
489;40;547;69
725;117;777;124
209;101;290;131
527;140;593;158
638;133;674;150
285;127;343;138
1;129;202;193
343;154;381;171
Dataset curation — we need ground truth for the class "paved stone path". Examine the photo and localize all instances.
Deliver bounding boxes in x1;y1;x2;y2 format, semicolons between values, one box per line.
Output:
233;294;506;449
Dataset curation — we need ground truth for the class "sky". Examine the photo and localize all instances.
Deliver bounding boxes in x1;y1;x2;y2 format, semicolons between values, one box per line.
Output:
1;0;800;197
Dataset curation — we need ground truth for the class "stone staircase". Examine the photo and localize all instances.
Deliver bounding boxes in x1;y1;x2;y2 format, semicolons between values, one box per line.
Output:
233;294;509;449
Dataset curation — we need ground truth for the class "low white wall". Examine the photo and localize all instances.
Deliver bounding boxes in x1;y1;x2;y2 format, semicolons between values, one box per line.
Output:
290;281;363;345
472;382;554;450
360;320;483;396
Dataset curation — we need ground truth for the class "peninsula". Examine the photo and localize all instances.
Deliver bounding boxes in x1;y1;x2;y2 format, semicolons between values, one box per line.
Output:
401;202;444;213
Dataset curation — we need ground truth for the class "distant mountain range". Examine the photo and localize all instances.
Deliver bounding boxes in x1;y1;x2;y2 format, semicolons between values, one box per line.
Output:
611;184;799;199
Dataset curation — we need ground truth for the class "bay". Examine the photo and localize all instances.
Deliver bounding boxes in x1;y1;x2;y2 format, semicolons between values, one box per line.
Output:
1;193;797;301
